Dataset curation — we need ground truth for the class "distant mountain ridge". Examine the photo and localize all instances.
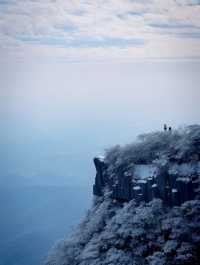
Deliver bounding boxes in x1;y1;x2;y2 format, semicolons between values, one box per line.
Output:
45;125;200;265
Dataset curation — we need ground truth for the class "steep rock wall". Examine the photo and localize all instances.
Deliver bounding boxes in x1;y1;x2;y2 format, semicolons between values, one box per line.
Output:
93;157;199;206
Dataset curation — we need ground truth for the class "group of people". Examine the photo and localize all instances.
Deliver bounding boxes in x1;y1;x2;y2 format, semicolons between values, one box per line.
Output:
164;124;172;132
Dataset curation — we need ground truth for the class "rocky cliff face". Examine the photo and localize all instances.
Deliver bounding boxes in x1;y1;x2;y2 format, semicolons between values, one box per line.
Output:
93;125;200;207
45;125;200;265
93;157;199;206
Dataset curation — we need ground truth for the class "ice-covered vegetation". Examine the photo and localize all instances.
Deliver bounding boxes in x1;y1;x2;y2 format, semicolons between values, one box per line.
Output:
45;196;200;265
45;125;200;265
105;125;200;177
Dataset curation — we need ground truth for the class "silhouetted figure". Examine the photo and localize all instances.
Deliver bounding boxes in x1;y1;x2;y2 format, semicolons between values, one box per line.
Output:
169;126;172;132
164;124;167;131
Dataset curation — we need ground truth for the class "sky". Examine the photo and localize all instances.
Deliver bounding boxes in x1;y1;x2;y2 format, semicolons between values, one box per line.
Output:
0;0;200;61
1;3;199;265
0;0;200;186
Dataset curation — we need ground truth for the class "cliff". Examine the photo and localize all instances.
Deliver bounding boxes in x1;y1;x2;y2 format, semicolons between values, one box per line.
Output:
45;125;200;265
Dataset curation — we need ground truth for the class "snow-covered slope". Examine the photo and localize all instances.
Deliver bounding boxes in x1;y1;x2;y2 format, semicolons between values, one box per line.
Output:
45;125;200;265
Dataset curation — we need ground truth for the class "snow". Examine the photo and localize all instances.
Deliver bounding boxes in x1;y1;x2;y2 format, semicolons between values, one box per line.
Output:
134;165;158;180
96;155;105;162
133;186;141;191
169;162;200;176
45;198;200;265
177;177;190;183
45;125;200;265
138;179;147;184
163;240;178;255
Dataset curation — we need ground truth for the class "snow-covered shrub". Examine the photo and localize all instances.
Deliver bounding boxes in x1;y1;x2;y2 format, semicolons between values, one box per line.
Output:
45;125;200;265
104;125;200;176
45;195;200;265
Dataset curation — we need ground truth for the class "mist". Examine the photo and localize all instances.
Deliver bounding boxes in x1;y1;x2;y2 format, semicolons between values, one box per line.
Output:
0;59;200;265
1;60;200;186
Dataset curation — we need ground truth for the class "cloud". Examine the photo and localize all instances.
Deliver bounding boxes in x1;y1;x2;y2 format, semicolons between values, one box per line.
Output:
177;32;200;38
148;22;199;29
17;35;146;48
0;0;200;61
175;0;200;6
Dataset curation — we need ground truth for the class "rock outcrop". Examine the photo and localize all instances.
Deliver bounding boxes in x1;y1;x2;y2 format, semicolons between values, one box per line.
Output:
93;157;199;206
93;126;200;206
45;125;200;265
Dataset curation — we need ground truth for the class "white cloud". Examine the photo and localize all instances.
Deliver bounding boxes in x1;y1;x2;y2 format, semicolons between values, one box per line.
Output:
0;0;200;61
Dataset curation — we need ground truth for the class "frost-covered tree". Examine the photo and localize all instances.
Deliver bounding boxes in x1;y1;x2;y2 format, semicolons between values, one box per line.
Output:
105;125;200;176
45;197;200;265
45;125;200;265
